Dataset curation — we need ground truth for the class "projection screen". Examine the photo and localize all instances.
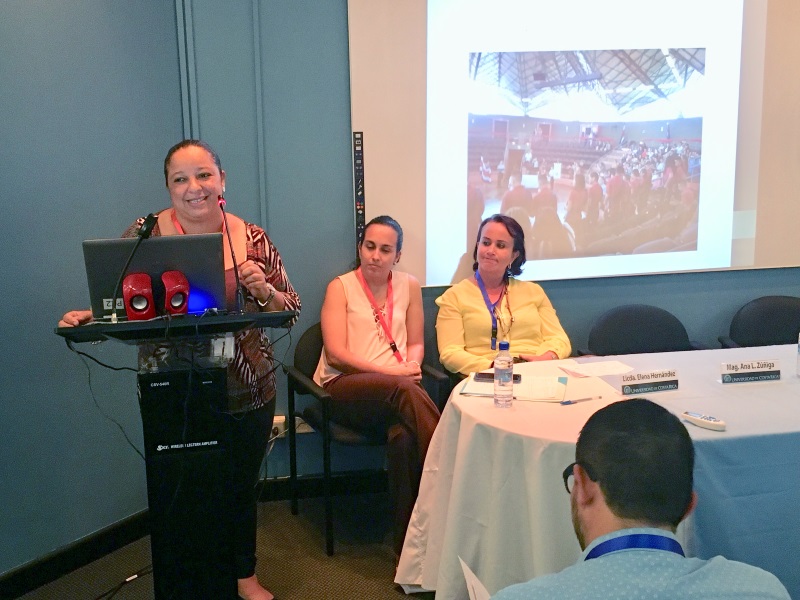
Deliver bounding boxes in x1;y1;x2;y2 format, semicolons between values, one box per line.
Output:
348;0;796;287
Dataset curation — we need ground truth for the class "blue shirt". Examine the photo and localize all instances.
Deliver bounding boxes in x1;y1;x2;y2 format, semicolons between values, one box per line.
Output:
491;528;790;600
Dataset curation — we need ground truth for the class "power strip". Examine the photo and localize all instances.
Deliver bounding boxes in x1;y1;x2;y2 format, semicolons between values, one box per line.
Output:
272;415;287;439
272;415;314;439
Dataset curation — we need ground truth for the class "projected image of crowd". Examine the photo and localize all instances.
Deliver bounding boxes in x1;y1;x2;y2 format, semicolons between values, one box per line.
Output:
454;48;704;283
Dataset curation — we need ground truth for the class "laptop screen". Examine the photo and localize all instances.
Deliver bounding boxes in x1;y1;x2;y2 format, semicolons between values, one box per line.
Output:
82;233;226;321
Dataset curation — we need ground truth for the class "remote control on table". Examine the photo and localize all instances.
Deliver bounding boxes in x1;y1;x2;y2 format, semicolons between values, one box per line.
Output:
682;411;726;431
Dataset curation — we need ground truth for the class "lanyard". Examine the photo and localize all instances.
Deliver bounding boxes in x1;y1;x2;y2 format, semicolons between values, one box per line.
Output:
475;272;505;350
170;208;225;235
584;533;685;561
355;268;404;364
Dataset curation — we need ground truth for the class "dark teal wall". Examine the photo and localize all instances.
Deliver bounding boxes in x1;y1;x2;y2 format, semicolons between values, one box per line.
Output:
1;0;799;578
0;0;358;577
0;0;183;575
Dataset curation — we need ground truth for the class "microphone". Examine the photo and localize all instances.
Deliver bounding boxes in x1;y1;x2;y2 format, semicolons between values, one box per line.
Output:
137;212;158;239
219;195;244;313
110;213;158;323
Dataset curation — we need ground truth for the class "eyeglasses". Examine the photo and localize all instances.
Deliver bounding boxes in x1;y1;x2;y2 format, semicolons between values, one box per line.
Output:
562;462;578;493
562;461;597;494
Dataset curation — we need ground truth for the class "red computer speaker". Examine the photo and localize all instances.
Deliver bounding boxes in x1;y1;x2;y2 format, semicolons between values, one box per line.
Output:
122;273;156;320
161;270;189;315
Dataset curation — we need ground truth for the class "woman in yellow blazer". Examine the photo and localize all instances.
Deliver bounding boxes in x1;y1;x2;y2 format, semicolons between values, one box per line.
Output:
436;214;571;376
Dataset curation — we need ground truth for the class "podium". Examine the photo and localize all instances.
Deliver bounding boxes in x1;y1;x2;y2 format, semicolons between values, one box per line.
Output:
56;311;298;599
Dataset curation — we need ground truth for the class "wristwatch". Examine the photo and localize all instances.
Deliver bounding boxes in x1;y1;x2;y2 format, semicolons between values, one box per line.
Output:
257;285;276;308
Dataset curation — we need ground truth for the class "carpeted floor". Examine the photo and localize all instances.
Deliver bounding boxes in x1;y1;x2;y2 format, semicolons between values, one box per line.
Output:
17;493;435;600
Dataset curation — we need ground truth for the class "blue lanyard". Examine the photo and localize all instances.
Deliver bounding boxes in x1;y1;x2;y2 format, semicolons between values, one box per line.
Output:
584;533;685;561
475;272;503;350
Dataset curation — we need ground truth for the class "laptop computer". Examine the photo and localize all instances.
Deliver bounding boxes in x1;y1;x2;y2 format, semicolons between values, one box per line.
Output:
83;233;227;321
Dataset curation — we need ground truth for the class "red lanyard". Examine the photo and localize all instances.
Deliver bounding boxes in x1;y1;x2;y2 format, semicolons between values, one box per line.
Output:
355;268;404;363
171;209;225;235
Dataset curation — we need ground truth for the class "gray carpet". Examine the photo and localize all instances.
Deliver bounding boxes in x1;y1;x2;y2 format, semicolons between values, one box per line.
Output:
18;494;435;600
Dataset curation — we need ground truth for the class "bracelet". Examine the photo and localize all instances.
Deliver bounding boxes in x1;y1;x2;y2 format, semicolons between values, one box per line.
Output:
547;351;558;360
257;286;276;308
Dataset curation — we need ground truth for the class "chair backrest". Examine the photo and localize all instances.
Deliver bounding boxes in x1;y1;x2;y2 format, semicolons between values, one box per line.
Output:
294;322;324;378
728;295;800;347
588;304;692;355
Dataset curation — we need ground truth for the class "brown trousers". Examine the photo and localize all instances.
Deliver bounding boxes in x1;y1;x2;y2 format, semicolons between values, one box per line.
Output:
324;373;441;555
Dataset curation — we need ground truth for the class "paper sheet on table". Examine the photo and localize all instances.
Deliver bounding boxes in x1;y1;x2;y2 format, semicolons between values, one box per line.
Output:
459;556;490;600
558;359;632;377
561;373;621;403
460;373;568;402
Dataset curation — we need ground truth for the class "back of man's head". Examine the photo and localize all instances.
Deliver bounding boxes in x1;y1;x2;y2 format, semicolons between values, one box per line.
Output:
576;398;694;529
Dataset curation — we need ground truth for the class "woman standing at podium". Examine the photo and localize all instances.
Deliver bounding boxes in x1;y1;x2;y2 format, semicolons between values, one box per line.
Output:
59;139;299;600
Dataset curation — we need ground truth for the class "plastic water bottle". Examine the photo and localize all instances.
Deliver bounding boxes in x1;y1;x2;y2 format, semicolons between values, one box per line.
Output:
494;341;514;408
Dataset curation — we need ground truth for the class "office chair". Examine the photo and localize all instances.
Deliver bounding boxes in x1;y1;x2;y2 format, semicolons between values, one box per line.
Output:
583;304;705;356
719;295;800;348
285;322;448;555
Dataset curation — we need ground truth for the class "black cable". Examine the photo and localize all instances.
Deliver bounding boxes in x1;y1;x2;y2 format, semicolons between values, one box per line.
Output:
65;339;137;372
93;564;152;600
249;328;294;390
253;327;295;497
162;347;194;520
67;341;145;461
218;196;245;313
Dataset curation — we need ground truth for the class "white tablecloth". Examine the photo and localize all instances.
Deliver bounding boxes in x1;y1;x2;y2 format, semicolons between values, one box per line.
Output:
395;345;800;599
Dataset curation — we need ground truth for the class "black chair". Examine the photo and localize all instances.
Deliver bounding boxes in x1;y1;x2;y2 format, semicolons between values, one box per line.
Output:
284;322;449;555
583;304;705;356
719;295;800;348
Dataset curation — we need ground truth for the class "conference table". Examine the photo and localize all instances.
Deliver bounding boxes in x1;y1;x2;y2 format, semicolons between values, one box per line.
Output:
395;344;800;599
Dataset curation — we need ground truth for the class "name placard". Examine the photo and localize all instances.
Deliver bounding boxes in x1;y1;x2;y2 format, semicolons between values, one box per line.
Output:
721;360;780;383
621;370;679;395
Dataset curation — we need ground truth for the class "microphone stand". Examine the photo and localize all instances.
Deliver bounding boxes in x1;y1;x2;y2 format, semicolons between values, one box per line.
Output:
110;213;158;323
218;195;245;314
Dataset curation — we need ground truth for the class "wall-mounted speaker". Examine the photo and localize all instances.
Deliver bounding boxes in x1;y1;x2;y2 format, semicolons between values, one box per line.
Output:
122;273;156;320
161;270;189;315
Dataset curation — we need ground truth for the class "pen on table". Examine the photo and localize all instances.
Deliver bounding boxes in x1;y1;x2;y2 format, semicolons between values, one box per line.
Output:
560;396;602;405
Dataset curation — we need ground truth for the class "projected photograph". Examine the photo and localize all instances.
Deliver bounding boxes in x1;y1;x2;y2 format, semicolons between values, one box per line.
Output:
457;49;704;283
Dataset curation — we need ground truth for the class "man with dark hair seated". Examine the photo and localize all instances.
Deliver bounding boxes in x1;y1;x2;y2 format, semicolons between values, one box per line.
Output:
492;399;789;599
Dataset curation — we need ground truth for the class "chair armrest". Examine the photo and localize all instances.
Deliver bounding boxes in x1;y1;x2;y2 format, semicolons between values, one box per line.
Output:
718;336;741;349
421;362;449;383
690;340;710;350
422;362;452;411
284;365;331;401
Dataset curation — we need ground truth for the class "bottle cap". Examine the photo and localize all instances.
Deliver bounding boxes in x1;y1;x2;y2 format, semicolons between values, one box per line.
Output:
499;341;510;351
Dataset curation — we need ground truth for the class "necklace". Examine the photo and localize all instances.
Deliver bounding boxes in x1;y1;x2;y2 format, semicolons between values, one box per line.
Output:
495;291;514;340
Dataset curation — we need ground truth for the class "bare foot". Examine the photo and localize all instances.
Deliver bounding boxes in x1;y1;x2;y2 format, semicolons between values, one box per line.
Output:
237;574;275;600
